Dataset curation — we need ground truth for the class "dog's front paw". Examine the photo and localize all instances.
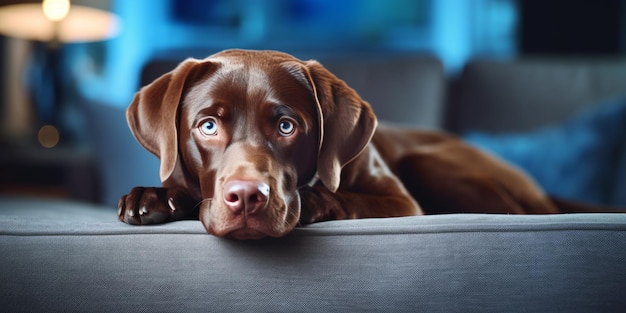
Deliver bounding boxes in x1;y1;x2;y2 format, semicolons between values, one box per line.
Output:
118;187;197;225
297;185;342;224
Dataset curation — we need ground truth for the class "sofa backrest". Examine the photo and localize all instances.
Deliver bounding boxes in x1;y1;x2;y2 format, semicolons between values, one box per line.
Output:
446;58;626;133
82;101;161;208
321;56;445;129
141;54;446;129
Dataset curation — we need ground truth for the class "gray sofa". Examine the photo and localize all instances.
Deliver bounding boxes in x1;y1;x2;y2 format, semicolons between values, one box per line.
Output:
3;54;626;312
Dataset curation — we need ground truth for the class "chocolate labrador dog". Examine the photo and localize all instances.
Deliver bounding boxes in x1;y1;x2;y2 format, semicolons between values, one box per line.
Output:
119;49;615;240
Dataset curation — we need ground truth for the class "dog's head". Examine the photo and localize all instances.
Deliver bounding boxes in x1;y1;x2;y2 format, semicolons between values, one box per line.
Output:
127;49;376;239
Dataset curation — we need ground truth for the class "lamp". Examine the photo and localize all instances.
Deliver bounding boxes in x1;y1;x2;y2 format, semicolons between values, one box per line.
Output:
0;0;120;147
0;0;120;44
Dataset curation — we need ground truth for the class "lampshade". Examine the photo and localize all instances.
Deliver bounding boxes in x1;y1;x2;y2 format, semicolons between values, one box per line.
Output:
0;2;120;43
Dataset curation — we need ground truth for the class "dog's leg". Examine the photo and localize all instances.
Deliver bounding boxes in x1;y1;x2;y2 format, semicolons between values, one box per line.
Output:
118;187;199;225
394;142;560;214
298;184;421;224
298;146;423;223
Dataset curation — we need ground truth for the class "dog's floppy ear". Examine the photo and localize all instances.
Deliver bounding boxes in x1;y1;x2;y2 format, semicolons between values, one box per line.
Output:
127;58;216;182
303;60;378;192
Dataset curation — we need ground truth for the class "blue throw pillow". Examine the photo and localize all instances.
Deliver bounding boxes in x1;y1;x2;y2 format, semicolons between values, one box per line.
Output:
464;94;626;207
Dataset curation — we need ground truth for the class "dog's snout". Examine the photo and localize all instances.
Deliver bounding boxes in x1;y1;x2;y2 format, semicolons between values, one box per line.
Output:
223;180;270;214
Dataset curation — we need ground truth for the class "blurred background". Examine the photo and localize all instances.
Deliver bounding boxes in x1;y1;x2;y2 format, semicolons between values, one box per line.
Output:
1;0;625;208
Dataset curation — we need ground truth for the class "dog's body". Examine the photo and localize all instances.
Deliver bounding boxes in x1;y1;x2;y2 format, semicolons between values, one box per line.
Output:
119;49;617;240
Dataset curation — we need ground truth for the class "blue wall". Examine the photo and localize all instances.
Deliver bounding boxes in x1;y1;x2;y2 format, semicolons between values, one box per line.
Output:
75;0;518;107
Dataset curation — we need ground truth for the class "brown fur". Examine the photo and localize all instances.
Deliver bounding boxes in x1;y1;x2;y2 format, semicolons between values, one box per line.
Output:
119;49;620;240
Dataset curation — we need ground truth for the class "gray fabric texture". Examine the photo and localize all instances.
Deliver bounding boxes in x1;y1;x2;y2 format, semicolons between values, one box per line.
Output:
2;197;626;312
322;56;445;129
447;58;626;133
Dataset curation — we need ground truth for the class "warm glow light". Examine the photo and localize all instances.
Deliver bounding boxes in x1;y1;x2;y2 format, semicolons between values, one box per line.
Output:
42;0;70;22
38;125;60;148
0;3;121;43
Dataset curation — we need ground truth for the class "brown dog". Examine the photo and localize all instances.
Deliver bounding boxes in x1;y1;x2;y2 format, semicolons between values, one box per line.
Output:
119;49;609;240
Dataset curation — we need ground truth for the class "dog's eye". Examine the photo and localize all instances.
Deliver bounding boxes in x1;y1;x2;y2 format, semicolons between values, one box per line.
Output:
200;118;218;136
278;119;296;137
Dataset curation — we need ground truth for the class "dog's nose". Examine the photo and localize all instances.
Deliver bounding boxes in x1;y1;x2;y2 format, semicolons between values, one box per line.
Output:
223;180;270;214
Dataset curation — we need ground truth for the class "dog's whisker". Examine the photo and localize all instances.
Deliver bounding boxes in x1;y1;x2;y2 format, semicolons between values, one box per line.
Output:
289;209;304;227
195;198;213;210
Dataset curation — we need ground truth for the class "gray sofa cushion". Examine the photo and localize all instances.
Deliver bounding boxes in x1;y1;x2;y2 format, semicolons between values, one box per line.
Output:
2;196;626;312
322;56;445;129
465;94;626;207
447;58;626;133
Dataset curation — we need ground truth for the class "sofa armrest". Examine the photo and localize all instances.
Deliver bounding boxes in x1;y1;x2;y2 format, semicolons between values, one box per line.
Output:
2;197;626;312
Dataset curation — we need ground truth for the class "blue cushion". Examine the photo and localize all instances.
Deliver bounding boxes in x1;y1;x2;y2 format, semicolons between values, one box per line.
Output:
464;95;626;207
